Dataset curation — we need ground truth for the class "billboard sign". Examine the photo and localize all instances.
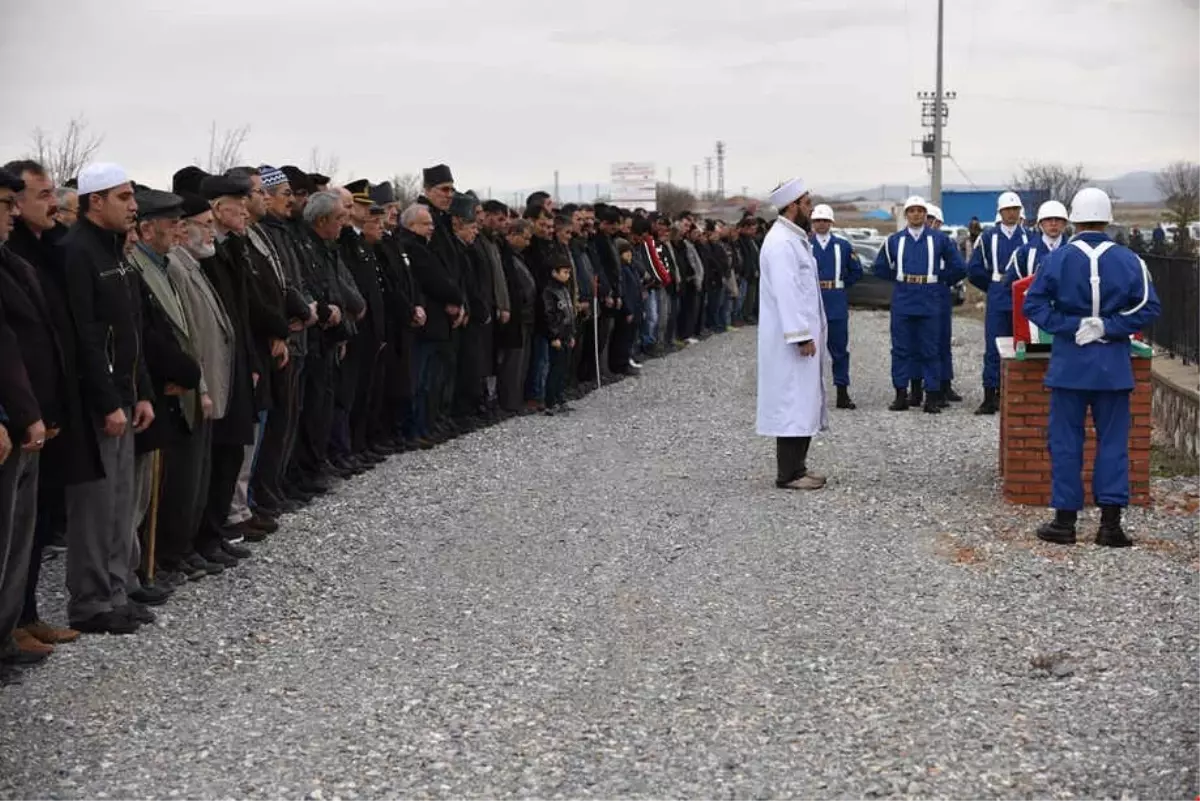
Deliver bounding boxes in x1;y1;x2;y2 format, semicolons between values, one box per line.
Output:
610;161;657;211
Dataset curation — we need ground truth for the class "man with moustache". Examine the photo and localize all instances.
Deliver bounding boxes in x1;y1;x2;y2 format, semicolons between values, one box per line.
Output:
158;191;234;580
60;163;157;634
2;160;93;652
417;166;465;436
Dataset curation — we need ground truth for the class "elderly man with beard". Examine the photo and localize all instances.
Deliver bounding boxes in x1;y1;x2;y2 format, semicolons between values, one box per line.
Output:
155;192;234;580
60;163;157;634
126;187;203;598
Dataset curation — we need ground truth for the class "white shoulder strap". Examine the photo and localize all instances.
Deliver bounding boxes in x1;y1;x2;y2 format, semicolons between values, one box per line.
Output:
1071;239;1116;317
990;230;1002;281
895;235;906;282
834;241;843;287
1121;257;1152;316
925;235;935;280
1027;247;1037;277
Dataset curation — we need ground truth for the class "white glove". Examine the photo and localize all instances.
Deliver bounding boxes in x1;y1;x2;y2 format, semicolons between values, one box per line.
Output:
1075;316;1106;346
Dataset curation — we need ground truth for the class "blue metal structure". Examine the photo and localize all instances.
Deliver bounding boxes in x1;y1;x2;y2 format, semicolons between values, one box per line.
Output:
941;189;1050;226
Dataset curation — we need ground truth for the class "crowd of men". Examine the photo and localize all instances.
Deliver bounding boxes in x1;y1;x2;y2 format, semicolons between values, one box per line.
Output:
0;157;767;682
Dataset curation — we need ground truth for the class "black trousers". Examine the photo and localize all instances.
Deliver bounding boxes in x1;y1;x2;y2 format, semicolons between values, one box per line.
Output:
197;442;245;550
252;360;300;506
21;482;64;627
295;352;335;476
775;436;811;486
545;341;571;408
351;342;387;453
157;420;212;563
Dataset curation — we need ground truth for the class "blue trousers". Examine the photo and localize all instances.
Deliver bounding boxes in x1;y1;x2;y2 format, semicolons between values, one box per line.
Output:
982;305;1012;389
410;341;438;438
641;288;660;349
705;287;723;331
827;316;850;387
525;335;550;402
1049;389;1131;510
940;293;954;383
890;312;939;390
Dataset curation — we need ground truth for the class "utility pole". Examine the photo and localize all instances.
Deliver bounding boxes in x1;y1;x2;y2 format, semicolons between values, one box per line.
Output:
704;157;713;198
932;0;945;206
715;140;726;200
667;167;672;186
693;165;699;196
553;170;560;204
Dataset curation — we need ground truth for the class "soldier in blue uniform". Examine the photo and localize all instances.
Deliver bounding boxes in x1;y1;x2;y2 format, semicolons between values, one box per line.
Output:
1022;188;1160;547
924;204;962;408
1003;200;1067;286
809;204;862;409
968;191;1029;415
872;196;966;413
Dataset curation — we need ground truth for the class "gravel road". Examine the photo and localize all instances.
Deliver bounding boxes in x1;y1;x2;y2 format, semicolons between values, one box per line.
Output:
2;310;1195;800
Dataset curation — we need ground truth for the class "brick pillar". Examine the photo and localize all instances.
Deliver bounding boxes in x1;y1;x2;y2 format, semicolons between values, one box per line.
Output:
999;357;1152;507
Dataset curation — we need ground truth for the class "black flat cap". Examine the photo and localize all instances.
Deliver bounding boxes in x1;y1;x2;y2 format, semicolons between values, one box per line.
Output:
308;172;330;186
368;204;386;217
423;164;453;187
179;192;211;219
0;169;25;192
134;187;185;221
449;192;476;221
280;166;315;195
173;165;210;196
200;173;251;201
369;182;395;206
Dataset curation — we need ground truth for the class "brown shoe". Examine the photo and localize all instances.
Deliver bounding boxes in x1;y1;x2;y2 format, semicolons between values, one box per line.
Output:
781;475;826;491
24;620;80;644
805;472;827;484
13;627;55;656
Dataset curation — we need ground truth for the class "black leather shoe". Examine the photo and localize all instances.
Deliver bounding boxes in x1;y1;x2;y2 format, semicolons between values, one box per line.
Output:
836;386;856;410
200;545;239;567
975;387;999;415
220;539;252;559
185;552;223;576
908;379;924;408
942;381;963;402
1096;505;1133;547
923;391;943;414
130;584;172;606
247;513;280;534
71;610;140;635
888;389;909;412
119;602;156;625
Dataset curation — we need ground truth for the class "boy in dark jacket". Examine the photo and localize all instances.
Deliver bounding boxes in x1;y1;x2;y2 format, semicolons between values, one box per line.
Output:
541;261;576;415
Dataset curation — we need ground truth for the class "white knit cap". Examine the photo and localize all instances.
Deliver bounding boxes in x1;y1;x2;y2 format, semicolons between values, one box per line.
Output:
77;162;129;195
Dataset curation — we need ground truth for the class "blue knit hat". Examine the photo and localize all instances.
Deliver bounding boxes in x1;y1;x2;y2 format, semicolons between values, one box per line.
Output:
258;164;287;190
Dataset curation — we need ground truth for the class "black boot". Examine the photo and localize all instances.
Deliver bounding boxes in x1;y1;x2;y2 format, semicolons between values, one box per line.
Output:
923;390;943;414
908;378;924;407
974;387;999;415
1096;505;1133;548
942;381;963;402
888;388;909;412
1036;509;1078;544
836;385;856;410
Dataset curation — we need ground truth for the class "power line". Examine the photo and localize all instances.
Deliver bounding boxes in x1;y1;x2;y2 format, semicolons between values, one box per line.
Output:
968;93;1194;118
948;155;978;188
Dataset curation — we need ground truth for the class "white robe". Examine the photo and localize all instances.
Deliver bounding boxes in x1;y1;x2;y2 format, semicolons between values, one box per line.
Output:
756;216;829;437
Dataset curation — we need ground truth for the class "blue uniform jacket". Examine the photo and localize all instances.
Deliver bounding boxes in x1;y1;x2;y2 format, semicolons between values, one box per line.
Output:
1003;234;1063;288
1023;232;1160;391
810;234;862;320
872;229;966;317
968;225;1030;312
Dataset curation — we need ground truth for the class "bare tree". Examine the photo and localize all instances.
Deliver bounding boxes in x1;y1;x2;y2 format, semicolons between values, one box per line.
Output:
199;122;251;173
28;116;104;186
391;172;422;206
1156;161;1199;227
656;182;697;218
309;147;340;183
1011;161;1090;202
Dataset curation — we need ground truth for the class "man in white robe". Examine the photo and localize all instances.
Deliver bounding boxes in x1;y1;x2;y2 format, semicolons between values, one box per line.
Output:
756;179;829;490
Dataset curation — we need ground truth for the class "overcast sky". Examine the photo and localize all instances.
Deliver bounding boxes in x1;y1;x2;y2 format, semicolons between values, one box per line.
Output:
3;0;1197;199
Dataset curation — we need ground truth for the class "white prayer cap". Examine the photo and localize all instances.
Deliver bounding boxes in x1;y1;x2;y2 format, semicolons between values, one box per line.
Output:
926;204;943;222
811;204;834;222
903;195;927;211
769;178;807;209
77;162;130;196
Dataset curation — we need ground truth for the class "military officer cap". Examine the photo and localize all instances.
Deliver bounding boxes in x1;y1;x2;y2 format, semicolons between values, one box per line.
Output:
343;179;374;206
370;182;395;206
134;186;185;221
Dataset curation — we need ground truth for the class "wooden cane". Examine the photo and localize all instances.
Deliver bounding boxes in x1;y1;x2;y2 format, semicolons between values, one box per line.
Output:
144;448;162;583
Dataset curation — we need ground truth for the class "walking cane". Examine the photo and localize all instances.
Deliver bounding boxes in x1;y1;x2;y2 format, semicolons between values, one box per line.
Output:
593;276;601;390
144;448;162;584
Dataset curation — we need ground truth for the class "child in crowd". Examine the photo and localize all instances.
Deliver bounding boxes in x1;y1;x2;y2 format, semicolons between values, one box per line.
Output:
542;260;577;415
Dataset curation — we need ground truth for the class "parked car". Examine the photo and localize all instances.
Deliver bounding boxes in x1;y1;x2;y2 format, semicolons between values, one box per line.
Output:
845;240;966;308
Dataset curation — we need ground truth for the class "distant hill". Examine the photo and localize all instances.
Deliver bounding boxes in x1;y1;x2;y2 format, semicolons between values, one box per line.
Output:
826;170;1166;205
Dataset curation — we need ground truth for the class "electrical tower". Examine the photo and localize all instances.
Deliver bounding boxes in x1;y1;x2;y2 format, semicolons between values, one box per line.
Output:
704;157;713;197
715;140;726;200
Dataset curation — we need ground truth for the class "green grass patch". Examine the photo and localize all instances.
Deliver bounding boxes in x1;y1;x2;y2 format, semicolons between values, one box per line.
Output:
1151;443;1199;477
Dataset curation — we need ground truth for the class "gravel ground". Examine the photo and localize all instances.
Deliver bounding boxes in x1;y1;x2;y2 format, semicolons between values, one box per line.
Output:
1;310;1196;800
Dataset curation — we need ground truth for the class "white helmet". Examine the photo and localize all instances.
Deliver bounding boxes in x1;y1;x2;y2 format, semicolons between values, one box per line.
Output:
811;204;834;222
1068;187;1113;224
997;191;1022;211
1036;200;1069;222
903;195;927;212
926;204;943;222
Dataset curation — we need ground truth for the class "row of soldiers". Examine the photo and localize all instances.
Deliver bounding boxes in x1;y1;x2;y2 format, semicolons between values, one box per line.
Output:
0;157;763;679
